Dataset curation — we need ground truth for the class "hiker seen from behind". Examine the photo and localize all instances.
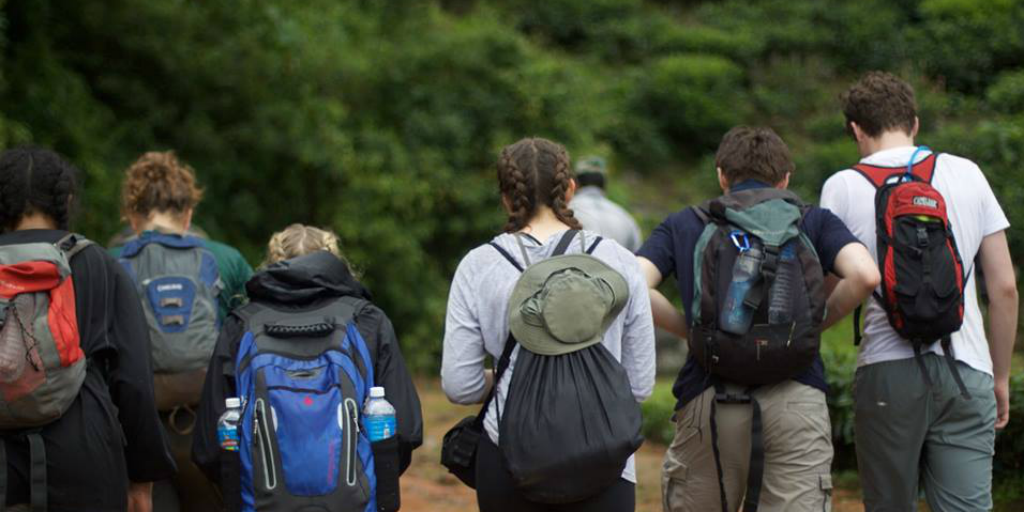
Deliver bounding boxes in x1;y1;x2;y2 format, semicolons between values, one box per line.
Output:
441;137;656;512
638;127;879;512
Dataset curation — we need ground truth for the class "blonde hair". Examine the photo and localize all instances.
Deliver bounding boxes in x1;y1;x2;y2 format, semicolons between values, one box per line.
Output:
264;224;351;268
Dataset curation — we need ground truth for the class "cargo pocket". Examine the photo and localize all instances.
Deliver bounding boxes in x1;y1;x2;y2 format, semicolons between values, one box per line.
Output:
819;474;833;512
661;463;689;512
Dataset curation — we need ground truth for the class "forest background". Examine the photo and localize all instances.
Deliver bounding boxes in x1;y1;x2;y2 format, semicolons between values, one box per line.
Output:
2;0;1024;502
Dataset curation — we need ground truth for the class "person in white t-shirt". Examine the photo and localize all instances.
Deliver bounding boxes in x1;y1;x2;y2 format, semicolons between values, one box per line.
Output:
821;71;1018;512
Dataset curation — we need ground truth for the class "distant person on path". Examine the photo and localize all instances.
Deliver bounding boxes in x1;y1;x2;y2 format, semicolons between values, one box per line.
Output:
111;151;253;512
192;224;422;511
568;156;643;252
442;138;655;512
0;147;176;512
638;127;879;511
821;71;1018;512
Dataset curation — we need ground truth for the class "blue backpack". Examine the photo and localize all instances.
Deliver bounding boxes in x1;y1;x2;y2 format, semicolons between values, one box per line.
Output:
233;296;389;512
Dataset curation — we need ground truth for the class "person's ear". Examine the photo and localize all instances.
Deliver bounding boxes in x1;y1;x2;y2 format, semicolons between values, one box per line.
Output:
565;178;577;203
182;208;194;232
717;167;730;193
849;121;865;143
911;117;920;138
777;173;791;190
128;214;144;234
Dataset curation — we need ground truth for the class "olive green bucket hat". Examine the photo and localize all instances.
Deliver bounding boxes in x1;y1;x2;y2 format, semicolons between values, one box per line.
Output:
508;250;629;356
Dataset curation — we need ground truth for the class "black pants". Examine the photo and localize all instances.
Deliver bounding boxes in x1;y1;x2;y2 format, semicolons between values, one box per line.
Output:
475;436;636;512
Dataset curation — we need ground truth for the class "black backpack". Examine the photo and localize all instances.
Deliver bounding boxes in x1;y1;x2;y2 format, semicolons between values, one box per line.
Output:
494;230;643;504
690;188;826;512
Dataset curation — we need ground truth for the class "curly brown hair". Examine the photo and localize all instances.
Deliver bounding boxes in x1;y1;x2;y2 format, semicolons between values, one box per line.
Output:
121;151;204;219
496;137;581;233
715;126;794;186
841;71;917;138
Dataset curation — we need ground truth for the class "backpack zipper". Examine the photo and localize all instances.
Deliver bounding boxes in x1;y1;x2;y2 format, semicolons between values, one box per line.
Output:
254;398;278;490
344;398;359;487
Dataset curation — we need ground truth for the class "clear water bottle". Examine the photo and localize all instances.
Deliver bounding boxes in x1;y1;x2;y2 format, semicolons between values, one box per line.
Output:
363;387;397;442
768;242;798;325
720;241;763;335
217;397;242;451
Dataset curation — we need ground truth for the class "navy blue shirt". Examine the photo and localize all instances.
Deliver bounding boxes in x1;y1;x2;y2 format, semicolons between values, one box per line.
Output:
638;181;860;410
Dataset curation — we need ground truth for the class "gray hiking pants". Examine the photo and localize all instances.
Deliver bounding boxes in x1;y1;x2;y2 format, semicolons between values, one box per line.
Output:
854;354;996;512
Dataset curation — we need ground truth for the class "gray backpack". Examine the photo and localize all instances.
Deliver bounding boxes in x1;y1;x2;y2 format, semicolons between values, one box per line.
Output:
0;234;92;510
119;232;222;410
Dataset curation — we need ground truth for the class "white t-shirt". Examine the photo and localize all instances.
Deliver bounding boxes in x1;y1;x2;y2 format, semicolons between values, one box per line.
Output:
820;146;1010;374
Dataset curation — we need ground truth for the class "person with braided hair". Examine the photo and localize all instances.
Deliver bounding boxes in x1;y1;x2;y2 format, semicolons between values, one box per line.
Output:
108;151;253;512
442;137;656;511
0;147;176;512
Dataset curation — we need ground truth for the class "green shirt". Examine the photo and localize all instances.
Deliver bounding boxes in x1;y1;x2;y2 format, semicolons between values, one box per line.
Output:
109;231;254;318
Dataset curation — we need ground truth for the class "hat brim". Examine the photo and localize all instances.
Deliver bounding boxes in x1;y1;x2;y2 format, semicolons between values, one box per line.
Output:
508;254;629;356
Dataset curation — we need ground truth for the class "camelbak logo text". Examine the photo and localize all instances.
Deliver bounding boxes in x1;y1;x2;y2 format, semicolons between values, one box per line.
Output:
913;197;938;208
157;283;184;292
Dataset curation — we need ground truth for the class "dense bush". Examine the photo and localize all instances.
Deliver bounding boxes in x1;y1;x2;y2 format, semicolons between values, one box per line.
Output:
2;0;1021;372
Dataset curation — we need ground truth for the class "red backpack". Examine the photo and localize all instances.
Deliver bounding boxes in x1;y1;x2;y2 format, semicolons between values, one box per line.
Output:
851;147;970;399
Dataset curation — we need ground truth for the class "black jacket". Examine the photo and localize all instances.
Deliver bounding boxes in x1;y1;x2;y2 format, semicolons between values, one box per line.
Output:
0;230;176;511
191;251;423;484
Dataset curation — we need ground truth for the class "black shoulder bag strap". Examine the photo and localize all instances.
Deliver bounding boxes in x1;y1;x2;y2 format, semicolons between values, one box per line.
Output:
710;380;764;512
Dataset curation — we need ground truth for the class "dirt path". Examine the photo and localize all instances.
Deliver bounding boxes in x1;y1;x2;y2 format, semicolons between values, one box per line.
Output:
402;379;865;511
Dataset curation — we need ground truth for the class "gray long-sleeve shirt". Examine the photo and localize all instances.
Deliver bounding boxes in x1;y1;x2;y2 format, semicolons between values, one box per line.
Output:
441;230;656;483
569;186;643;252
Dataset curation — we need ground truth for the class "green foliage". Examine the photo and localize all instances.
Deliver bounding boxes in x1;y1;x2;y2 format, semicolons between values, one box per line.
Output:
641;380;677;445
1;0;1021;382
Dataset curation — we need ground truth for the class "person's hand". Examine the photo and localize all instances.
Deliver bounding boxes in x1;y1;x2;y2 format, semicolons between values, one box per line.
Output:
127;481;153;512
995;378;1010;430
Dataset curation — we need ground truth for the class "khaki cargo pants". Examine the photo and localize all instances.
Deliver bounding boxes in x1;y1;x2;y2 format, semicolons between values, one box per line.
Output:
662;380;834;512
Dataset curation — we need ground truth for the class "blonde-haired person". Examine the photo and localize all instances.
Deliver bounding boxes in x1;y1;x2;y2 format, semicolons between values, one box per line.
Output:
192;224;423;509
110;151;253;512
262;223;349;268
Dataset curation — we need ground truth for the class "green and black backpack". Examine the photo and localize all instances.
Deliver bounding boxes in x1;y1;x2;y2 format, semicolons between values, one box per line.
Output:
690;187;826;512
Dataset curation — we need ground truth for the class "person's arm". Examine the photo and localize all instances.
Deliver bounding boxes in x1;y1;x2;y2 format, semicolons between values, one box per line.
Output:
620;254;657;403
191;315;246;484
441;256;490;405
223;247;254;314
822;242;880;330
357;306;424;474
978;230;1018;429
106;255;177;483
638;257;688;338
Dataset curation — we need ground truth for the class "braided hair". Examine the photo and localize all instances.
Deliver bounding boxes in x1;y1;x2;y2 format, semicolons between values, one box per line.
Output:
0;147;79;232
496;137;581;233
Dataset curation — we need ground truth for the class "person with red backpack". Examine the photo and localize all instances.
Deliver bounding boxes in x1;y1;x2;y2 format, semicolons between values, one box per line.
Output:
821;71;1018;512
0;147;176;512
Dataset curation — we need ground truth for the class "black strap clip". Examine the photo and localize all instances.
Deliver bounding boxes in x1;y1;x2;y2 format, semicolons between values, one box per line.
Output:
714;392;752;405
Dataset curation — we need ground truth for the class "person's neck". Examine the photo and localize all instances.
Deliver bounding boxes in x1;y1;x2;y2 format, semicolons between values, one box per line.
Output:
520;207;571;244
139;212;188;235
859;130;915;158
14;212;58;231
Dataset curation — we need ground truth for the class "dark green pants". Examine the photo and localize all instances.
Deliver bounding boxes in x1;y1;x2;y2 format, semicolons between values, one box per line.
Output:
854;354;996;512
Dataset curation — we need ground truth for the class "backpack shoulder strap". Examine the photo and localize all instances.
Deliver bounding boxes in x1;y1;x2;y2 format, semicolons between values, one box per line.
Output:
474;333;517;428
488;242;524;273
585;236;603;255
56;233;94;260
851;151;940;188
551;230;578;257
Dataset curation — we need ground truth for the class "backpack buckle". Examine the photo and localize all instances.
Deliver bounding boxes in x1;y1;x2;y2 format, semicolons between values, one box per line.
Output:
916;226;929;247
715;392;751;404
